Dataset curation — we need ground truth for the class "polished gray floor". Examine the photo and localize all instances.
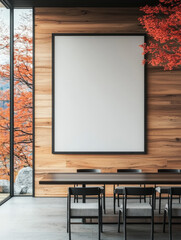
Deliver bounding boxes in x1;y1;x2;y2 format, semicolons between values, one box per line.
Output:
0;197;181;240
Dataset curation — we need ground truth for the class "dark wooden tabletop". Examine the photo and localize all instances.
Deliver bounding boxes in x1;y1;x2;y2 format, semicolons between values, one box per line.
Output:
39;173;181;185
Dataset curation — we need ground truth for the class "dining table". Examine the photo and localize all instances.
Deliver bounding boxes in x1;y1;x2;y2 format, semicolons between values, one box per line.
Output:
39;172;181;224
39;172;181;185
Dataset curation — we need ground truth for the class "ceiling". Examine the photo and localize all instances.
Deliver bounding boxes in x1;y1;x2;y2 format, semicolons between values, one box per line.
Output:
5;0;159;8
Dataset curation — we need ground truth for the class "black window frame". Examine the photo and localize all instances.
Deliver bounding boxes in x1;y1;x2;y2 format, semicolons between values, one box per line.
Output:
0;1;35;204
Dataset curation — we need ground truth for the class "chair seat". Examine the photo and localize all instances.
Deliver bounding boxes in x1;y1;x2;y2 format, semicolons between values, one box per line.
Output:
156;187;170;194
71;203;99;217
120;203;152;217
165;203;181;216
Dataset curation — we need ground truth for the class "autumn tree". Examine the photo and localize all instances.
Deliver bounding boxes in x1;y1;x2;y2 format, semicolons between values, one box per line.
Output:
0;11;33;180
139;0;181;70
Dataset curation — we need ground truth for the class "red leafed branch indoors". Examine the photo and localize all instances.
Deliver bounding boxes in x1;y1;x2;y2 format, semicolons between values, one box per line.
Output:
139;0;181;70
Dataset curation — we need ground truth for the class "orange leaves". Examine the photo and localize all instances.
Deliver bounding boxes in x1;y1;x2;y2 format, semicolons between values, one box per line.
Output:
139;0;181;70
0;12;33;180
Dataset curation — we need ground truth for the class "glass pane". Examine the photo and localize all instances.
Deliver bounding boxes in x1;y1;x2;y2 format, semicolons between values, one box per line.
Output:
14;9;33;196
0;3;10;202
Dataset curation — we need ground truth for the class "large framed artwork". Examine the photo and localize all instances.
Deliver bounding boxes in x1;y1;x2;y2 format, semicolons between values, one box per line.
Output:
52;34;146;154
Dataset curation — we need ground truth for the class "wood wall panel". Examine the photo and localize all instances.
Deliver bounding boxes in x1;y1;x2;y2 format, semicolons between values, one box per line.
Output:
35;7;181;197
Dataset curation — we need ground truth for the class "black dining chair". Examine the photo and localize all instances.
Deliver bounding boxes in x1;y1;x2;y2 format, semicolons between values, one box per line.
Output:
163;187;181;240
114;169;144;214
67;187;103;240
118;187;155;240
75;169;106;214
156;169;180;214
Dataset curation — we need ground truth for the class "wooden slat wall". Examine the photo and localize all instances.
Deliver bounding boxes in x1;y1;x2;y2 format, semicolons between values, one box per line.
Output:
35;7;181;197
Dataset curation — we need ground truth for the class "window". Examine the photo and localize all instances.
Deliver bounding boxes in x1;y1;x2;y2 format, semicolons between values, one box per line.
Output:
0;5;33;200
14;9;33;195
0;2;10;203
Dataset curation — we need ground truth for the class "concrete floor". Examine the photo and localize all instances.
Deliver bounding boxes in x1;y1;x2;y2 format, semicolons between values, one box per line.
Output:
0;197;181;240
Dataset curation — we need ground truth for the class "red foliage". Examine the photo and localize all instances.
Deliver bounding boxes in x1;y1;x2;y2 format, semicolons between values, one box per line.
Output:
139;0;181;70
0;12;32;180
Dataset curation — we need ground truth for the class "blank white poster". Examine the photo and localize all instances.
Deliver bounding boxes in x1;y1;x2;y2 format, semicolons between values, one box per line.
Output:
53;35;145;153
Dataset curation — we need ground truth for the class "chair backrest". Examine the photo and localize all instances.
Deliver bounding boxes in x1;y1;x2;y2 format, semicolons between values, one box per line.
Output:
123;187;155;217
68;187;102;218
170;187;181;196
124;187;155;209
124;187;155;196
69;187;101;196
158;169;180;173
168;187;181;217
77;169;101;173
117;169;142;173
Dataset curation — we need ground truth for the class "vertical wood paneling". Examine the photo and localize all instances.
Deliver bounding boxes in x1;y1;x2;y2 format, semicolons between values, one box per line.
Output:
35;7;181;197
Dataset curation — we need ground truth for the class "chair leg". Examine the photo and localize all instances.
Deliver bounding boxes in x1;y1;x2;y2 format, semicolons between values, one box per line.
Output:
114;192;116;214
140;184;146;203
101;212;103;233
163;209;166;233
103;188;106;214
154;185;157;210
69;218;71;240
67;196;69;233
154;192;156;210
67;220;69;233
144;185;146;203
73;185;75;203
151;215;154;240
118;194;120;207
139;184;142;203
159;193;162;214
67;212;69;233
118;210;121;233
123;212;127;240
168;208;172;240
100;205;103;233
98;214;101;240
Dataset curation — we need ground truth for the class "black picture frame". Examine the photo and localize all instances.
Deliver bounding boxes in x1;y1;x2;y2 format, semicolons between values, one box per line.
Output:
52;33;147;154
